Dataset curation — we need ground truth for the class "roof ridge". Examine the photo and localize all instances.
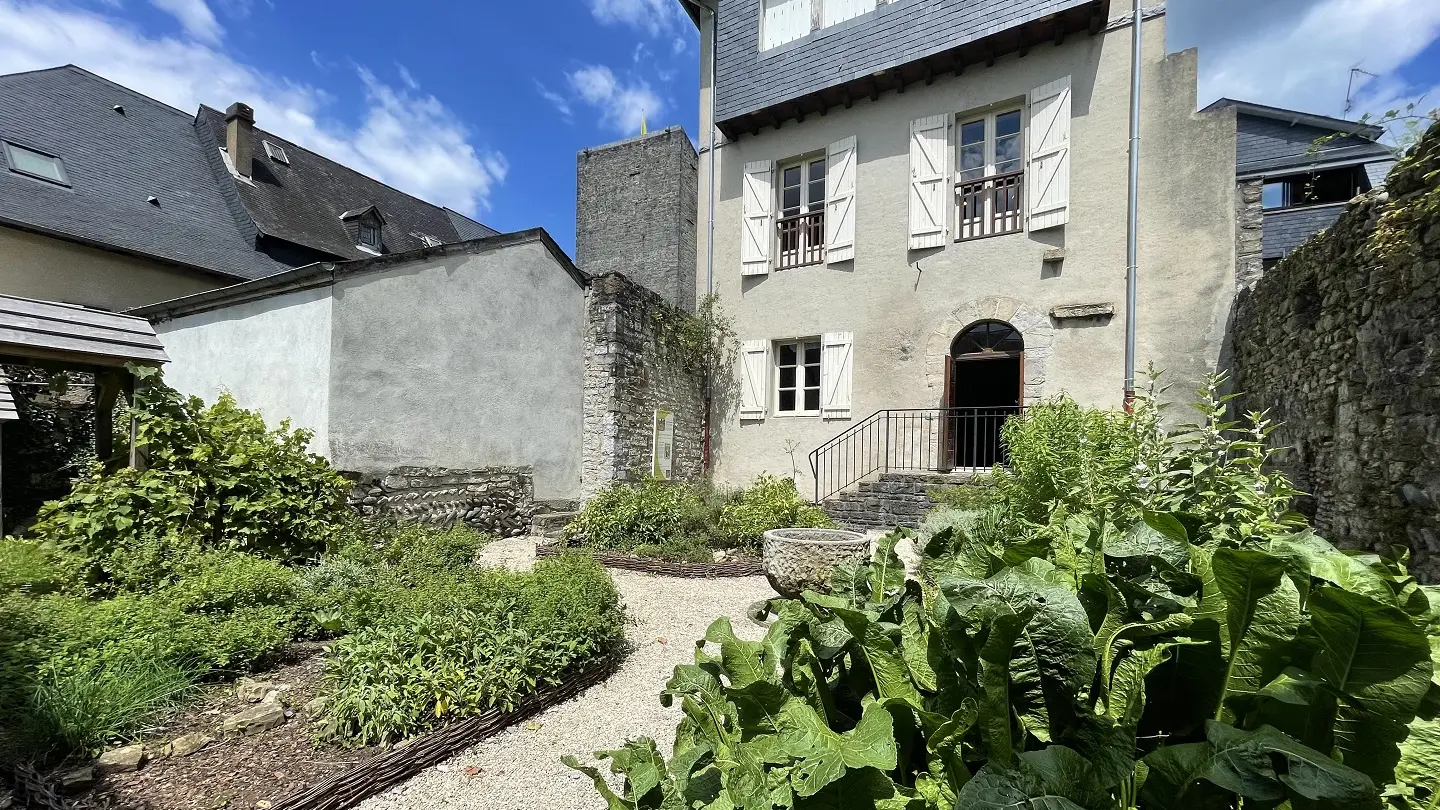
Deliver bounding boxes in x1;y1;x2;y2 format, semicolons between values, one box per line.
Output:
196;106;474;220
44;64;195;119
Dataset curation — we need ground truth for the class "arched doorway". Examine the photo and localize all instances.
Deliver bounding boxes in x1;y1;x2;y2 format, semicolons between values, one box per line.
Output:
944;321;1024;469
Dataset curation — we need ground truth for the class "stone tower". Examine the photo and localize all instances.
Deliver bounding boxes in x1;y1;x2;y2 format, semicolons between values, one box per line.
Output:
576;126;698;311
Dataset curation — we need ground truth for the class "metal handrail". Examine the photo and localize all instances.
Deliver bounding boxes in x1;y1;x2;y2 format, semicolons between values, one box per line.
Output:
807;406;1024;503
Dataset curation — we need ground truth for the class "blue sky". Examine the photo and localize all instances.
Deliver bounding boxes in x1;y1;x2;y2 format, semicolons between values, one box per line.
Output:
1;0;1437;255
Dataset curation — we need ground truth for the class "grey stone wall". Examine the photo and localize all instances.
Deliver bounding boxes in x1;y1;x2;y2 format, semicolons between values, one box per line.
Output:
582;273;707;496
1230;127;1440;580
1235;179;1263;289
576;127;698;311
347;466;535;538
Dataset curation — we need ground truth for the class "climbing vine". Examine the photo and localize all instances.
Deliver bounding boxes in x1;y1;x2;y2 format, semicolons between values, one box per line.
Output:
648;292;738;386
1369;121;1440;267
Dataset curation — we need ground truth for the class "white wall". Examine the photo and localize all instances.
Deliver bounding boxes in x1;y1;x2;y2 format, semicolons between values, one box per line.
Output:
155;287;333;456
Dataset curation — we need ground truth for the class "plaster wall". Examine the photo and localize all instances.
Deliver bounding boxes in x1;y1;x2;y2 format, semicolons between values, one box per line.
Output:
702;13;1237;492
0;227;226;310
154;286;333;456
326;241;586;500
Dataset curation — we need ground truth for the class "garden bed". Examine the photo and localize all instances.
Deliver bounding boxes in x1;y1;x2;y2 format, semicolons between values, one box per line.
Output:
78;644;375;810
535;542;764;577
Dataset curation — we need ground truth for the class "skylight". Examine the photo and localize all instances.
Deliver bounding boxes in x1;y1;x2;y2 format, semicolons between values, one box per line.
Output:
3;142;68;186
263;140;290;165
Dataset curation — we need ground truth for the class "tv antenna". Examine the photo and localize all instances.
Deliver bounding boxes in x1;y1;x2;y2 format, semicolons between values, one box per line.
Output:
1345;66;1379;118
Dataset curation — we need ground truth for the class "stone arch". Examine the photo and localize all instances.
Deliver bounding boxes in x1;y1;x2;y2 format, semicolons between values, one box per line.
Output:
925;296;1054;404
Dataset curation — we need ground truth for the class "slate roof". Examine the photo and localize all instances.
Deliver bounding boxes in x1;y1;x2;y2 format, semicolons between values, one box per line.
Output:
0;65;500;282
195;106;497;261
1204;98;1396;178
0;65;285;281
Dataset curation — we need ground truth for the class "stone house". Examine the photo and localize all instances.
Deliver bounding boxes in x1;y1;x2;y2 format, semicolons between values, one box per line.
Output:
678;0;1239;506
0;65;495;312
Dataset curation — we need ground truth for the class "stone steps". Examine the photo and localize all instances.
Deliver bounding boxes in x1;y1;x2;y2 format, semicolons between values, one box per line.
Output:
821;471;980;532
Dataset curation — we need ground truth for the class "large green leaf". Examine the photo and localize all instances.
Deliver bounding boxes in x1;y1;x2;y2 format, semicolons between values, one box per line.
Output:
779;700;898;797
1211;548;1302;720
1310;586;1432;784
944;570;1097;743
792;767;922;810
1140;722;1376;809
804;591;923;709
957;746;1106;810
563;754;639;810
706;616;777;689
1391;715;1440;810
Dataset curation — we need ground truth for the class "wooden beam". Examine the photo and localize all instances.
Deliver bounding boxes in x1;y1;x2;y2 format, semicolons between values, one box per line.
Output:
868;77;880;102
953;53;966;78
985;44;996;67
923;60;936;85
793;102;805;123
1018;26;1030;57
95;370;121;468
1089;10;1103;35
842;85;853;109
1054;24;1067;46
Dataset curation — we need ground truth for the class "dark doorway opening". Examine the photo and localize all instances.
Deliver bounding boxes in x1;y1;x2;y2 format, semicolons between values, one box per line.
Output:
945;321;1024;469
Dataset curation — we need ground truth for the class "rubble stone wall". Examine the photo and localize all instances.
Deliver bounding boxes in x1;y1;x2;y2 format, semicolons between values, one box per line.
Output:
581;273;706;497
1230;126;1440;579
347;466;534;538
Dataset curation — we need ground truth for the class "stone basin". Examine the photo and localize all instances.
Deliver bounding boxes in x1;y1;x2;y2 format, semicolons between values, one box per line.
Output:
762;528;869;598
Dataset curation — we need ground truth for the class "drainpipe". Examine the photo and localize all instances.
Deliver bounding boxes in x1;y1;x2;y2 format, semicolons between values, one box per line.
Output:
1122;0;1143;411
688;0;720;475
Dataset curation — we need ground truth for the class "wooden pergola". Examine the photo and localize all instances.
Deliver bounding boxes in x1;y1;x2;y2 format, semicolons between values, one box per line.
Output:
0;294;168;534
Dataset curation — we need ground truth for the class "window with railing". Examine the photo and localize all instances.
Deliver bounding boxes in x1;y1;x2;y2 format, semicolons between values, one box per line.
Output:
955;108;1024;241
776;156;826;269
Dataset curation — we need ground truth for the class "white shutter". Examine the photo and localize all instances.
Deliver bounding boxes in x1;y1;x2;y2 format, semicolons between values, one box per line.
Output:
825;136;856;264
821;331;853;419
762;0;813;50
1028;76;1072;231
909;114;949;250
740;339;770;420
742;160;775;276
823;0;876;26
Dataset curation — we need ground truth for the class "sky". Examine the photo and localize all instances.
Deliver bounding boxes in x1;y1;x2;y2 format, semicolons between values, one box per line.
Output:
0;0;1437;254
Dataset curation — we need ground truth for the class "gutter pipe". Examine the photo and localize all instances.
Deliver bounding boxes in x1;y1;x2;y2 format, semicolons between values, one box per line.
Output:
1123;0;1143;410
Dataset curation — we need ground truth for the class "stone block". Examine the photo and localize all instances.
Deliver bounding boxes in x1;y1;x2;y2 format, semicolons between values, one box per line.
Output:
160;733;213;758
95;743;146;775
222;701;286;736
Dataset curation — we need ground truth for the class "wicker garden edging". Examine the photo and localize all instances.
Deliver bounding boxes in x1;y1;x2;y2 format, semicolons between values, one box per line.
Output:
536;543;766;577
265;650;623;810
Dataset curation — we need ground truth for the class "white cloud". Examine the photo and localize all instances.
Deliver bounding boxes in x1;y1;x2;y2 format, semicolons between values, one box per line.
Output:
310;50;334;71
534;79;573;121
0;0;505;214
149;0;221;43
396;62;419;90
587;0;681;37
671;36;687;56
1173;0;1440;139
567;64;663;135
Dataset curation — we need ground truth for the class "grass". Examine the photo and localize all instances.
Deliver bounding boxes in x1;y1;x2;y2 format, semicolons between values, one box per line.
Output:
17;655;199;759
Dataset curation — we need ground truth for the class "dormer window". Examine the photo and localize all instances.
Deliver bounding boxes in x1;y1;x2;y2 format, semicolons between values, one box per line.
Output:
340;204;386;253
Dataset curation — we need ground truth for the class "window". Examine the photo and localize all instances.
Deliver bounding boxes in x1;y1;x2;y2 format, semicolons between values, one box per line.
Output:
775;339;822;414
1261;167;1367;210
956;109;1024;240
776;155;826;269
3;142;68;185
262;140;289;164
359;222;380;247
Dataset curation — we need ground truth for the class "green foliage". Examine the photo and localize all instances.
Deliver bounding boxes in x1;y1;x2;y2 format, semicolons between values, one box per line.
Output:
16;655;197;758
28;367;349;585
0;538;85;596
571;376;1440;810
925;478;997;511
316;553;623;746
564;475;834;560
717;474;834;548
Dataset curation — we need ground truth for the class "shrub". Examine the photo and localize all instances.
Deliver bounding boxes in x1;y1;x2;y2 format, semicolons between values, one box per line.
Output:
564;475;832;558
925;477;997;511
17;655;197;758
317;553;623;746
571;378;1440;810
716;474;833;549
563;478;705;554
28;368;349;585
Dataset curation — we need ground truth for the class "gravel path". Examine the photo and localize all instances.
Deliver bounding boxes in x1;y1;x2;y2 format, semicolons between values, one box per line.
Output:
357;567;775;810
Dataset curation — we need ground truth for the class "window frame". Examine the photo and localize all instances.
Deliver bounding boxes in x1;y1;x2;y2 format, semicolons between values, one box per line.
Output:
3;141;69;186
775;152;827;270
358;221;381;248
262;140;290;165
773;337;823;416
954;105;1026;242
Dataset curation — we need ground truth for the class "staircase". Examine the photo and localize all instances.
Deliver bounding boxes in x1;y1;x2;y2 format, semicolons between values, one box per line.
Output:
820;471;978;532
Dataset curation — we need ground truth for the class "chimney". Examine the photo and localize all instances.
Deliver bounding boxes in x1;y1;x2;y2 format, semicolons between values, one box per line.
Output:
225;102;255;178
